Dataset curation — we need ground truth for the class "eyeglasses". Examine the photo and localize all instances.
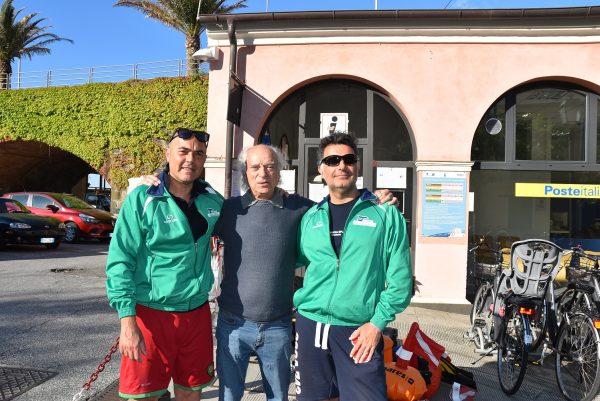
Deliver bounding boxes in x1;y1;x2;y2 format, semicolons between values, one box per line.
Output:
169;128;210;145
320;153;359;167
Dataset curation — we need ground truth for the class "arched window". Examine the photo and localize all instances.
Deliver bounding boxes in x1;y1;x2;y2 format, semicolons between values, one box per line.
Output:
472;83;599;170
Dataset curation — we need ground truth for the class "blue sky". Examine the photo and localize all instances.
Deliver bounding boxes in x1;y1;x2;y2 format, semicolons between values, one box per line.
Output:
11;0;600;73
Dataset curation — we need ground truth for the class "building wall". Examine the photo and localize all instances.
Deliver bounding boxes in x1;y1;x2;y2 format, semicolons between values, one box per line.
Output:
204;39;600;303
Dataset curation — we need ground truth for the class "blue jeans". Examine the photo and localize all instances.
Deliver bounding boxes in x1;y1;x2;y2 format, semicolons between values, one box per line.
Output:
216;309;292;401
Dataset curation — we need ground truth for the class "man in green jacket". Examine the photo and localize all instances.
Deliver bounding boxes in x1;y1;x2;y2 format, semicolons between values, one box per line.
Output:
293;133;412;401
106;128;223;401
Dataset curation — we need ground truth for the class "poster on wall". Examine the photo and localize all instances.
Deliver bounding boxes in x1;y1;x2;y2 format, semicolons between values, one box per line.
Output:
320;113;348;138
421;171;467;237
308;183;327;202
279;169;296;194
376;167;407;189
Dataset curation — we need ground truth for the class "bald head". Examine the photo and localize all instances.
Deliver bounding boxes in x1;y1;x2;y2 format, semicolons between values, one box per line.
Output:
238;144;285;200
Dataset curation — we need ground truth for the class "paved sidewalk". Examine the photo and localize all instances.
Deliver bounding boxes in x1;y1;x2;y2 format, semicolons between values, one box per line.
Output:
91;303;600;401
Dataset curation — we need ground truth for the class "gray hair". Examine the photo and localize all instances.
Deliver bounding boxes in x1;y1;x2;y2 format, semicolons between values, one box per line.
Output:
237;144;286;192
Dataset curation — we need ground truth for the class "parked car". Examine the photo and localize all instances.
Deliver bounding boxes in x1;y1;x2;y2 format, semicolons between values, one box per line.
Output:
84;192;111;211
0;198;65;249
3;192;115;243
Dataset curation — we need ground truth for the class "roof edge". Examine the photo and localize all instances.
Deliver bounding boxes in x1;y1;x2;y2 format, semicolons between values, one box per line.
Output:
197;6;600;24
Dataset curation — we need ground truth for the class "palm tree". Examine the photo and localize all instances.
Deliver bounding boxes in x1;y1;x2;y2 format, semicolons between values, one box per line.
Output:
0;0;72;88
115;0;247;74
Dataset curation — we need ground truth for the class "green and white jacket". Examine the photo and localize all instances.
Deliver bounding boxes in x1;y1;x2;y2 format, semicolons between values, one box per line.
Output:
106;172;223;318
293;189;412;330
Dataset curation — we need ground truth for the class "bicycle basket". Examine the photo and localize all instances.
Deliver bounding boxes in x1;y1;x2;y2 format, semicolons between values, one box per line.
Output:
475;262;498;281
566;266;594;283
566;254;597;283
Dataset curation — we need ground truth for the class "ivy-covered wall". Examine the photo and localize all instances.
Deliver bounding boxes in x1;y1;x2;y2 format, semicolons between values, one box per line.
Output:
0;76;208;190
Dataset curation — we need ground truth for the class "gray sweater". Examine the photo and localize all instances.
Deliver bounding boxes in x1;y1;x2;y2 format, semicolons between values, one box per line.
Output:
213;188;314;322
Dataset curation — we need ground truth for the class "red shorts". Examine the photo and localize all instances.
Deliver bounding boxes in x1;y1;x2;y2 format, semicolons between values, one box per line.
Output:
118;303;215;399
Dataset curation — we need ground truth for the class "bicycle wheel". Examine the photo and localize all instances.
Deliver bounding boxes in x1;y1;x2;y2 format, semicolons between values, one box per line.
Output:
497;304;528;395
470;282;493;325
556;313;600;401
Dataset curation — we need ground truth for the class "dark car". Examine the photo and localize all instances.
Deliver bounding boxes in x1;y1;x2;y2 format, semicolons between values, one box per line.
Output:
0;198;65;249
3;192;115;243
84;192;111;212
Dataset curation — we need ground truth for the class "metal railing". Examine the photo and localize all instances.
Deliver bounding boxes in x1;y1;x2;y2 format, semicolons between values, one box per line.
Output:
0;59;209;89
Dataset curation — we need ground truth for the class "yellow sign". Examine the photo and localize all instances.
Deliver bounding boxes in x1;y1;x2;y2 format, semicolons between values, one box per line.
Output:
515;183;600;198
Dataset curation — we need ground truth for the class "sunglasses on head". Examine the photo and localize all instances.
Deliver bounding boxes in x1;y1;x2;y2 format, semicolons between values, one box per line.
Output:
320;153;359;167
169;128;210;145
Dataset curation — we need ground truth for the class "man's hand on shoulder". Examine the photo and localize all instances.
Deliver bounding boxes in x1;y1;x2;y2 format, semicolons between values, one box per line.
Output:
374;189;399;206
119;316;146;362
140;174;161;187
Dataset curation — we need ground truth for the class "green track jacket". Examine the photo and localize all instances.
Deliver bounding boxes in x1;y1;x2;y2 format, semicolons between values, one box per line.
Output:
293;189;412;330
106;173;223;318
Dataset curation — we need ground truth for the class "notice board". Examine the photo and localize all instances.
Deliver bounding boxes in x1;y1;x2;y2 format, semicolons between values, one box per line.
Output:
421;171;467;237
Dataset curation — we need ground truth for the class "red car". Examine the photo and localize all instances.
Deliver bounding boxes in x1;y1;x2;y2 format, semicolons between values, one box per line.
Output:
3;192;115;243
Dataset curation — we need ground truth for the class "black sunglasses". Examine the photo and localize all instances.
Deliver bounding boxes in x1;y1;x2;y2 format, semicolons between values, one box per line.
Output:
320;153;359;167
169;128;210;145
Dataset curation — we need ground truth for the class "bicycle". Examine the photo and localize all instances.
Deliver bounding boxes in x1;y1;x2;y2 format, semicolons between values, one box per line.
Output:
493;240;600;401
466;240;509;353
552;248;600;401
493;239;563;395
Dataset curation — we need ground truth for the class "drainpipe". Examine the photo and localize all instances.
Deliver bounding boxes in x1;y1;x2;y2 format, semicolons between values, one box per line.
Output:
224;19;237;199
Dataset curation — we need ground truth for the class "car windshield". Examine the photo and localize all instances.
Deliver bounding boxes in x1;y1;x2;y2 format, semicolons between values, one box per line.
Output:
0;199;30;214
53;194;94;209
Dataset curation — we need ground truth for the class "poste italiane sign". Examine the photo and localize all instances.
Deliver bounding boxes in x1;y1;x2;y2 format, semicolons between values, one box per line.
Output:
515;183;600;198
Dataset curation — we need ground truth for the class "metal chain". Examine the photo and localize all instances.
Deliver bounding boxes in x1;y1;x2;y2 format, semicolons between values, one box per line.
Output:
72;336;120;401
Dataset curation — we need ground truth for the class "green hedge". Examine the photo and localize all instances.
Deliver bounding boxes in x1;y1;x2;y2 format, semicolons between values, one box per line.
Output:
0;76;208;188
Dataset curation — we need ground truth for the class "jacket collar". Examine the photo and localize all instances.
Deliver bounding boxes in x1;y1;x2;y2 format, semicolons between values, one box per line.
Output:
241;187;284;209
146;170;210;198
316;188;376;209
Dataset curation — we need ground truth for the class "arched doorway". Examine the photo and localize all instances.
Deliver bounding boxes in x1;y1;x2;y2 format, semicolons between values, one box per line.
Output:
259;78;415;234
0;140;100;198
469;81;600;268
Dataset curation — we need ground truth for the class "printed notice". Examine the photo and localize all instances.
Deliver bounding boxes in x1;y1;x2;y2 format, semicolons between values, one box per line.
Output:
279;169;296;194
421;171;467;237
308;183;327;202
376;167;407;189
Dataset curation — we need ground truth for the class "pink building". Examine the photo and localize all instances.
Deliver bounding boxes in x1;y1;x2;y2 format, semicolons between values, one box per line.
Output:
198;7;600;304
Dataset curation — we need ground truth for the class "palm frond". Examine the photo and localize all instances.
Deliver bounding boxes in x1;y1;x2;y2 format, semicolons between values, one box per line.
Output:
115;0;247;43
0;0;72;76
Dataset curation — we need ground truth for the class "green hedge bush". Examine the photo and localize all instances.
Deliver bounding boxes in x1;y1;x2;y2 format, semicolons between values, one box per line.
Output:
0;76;208;188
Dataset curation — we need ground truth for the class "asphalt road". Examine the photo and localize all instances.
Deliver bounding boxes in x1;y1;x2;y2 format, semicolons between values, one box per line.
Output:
0;241;120;401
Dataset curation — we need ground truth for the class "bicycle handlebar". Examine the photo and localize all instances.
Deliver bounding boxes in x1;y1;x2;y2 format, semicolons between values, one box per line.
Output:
570;247;600;263
469;243;508;255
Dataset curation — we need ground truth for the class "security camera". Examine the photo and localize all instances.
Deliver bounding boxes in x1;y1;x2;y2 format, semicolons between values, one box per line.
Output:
193;47;219;62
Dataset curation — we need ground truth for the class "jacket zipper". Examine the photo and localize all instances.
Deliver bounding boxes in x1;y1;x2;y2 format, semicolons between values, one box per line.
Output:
167;193;200;310
323;198;364;322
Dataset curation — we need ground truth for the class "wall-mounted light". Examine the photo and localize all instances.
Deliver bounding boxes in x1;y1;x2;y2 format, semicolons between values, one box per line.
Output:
192;47;219;62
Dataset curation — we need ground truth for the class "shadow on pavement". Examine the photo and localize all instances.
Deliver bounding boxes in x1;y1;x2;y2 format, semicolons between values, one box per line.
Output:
0;241;109;261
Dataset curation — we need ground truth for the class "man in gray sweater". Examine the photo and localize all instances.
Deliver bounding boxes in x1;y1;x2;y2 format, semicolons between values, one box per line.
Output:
213;144;313;401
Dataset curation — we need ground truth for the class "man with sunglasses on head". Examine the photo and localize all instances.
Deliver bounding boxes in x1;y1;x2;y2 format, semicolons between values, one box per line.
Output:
106;128;222;401
293;132;412;401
